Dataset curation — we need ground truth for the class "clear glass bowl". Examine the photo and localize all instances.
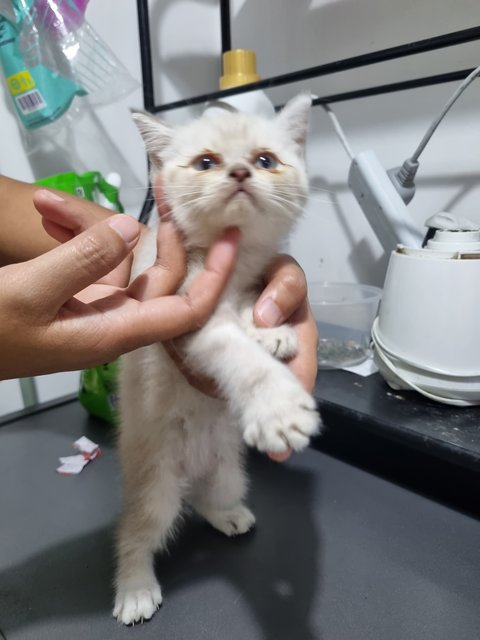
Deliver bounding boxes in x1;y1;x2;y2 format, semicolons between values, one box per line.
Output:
309;282;382;369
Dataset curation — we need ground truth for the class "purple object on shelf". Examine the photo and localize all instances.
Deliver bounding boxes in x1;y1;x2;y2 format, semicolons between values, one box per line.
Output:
34;0;89;38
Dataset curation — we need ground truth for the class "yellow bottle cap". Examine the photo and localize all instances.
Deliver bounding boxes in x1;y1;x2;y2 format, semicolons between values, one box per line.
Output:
220;49;260;89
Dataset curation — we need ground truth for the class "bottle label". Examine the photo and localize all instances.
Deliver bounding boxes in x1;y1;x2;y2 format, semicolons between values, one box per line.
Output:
0;8;85;129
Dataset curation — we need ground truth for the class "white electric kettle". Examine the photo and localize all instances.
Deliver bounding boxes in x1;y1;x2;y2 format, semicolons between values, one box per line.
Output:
372;223;480;406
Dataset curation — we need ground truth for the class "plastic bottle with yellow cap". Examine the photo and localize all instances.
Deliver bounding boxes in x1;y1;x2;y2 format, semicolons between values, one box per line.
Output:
204;49;275;118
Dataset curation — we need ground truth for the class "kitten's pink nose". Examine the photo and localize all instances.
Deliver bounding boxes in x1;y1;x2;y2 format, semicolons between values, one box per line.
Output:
229;166;251;182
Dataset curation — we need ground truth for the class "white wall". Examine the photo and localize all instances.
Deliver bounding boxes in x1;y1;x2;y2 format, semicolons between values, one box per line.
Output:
1;0;480;413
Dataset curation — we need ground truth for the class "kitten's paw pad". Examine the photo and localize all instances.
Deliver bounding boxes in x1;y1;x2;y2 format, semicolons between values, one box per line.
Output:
113;584;162;625
254;325;298;360
205;504;256;537
243;386;320;454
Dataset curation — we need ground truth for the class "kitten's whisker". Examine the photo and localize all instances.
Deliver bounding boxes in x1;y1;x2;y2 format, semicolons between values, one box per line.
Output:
163;186;205;192
265;193;304;209
267;198;304;216
114;186;148;192
306;195;336;204
175;194;216;209
275;187;333;201
307;185;337;195
268;183;336;197
271;187;335;205
274;194;334;207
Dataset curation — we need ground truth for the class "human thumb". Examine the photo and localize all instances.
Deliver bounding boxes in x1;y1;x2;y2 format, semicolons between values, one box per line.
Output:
24;215;140;310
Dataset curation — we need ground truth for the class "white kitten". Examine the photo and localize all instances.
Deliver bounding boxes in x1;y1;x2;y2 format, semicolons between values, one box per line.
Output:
113;94;320;625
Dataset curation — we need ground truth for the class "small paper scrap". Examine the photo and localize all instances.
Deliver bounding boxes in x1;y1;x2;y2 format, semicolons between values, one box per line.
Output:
57;436;101;475
342;356;379;377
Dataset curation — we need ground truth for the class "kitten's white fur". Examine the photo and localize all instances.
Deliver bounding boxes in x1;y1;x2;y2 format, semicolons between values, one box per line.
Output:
114;94;320;625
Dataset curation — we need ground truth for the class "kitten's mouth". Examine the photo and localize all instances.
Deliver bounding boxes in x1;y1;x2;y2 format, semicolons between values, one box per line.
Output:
227;184;255;204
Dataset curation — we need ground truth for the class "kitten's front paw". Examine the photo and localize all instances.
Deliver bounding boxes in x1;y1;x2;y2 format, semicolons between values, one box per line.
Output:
243;381;320;454
240;307;298;360
254;325;298;360
113;583;162;625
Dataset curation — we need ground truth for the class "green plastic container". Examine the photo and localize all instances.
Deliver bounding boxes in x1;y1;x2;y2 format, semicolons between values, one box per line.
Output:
78;361;119;424
35;171;124;213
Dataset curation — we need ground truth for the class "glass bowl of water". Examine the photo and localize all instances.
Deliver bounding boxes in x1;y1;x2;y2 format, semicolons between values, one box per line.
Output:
309;282;382;369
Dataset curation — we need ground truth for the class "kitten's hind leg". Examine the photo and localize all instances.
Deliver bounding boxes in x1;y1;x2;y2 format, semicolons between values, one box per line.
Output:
189;446;255;537
196;502;256;537
114;449;182;625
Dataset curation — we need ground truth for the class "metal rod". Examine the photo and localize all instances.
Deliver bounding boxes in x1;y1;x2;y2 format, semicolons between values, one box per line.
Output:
311;68;477;105
136;0;155;112
136;0;156;223
148;26;480;114
220;0;231;54
19;378;39;409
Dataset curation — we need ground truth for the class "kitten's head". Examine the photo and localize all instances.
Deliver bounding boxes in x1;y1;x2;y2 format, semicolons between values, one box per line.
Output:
132;93;311;249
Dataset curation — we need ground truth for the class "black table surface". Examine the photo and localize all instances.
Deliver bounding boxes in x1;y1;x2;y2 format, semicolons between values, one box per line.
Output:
0;387;479;640
315;369;480;472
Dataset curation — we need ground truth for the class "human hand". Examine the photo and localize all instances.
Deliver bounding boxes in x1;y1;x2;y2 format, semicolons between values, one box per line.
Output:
253;255;318;462
33;188;132;287
0;200;239;379
254;254;318;394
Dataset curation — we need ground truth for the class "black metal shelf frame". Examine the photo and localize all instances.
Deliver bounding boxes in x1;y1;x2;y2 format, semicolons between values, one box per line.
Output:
136;0;480;114
134;0;480;222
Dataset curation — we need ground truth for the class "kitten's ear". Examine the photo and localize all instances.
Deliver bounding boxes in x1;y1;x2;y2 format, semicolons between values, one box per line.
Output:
131;110;174;169
276;93;312;148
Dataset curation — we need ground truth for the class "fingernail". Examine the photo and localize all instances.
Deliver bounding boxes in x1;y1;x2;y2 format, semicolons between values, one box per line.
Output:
267;449;293;463
256;297;283;327
37;189;64;202
108;215;139;244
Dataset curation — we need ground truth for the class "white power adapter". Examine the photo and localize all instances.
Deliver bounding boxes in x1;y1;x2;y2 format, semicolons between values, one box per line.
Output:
348;149;424;253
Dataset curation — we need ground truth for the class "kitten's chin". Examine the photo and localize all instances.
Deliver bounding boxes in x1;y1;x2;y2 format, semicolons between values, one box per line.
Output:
223;198;257;227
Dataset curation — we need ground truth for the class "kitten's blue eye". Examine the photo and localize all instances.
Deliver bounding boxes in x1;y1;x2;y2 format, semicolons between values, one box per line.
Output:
192;154;221;171
254;153;279;170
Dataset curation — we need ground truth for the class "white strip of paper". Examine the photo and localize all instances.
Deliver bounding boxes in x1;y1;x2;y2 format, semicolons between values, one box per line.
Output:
57;437;101;475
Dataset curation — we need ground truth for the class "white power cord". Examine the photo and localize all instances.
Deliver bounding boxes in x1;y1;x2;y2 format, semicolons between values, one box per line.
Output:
390;63;480;203
410;64;480;163
321;103;355;160
371;321;474;407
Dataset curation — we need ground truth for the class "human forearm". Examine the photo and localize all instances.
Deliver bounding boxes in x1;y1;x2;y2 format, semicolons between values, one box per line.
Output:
0;175;112;266
0;175;59;265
